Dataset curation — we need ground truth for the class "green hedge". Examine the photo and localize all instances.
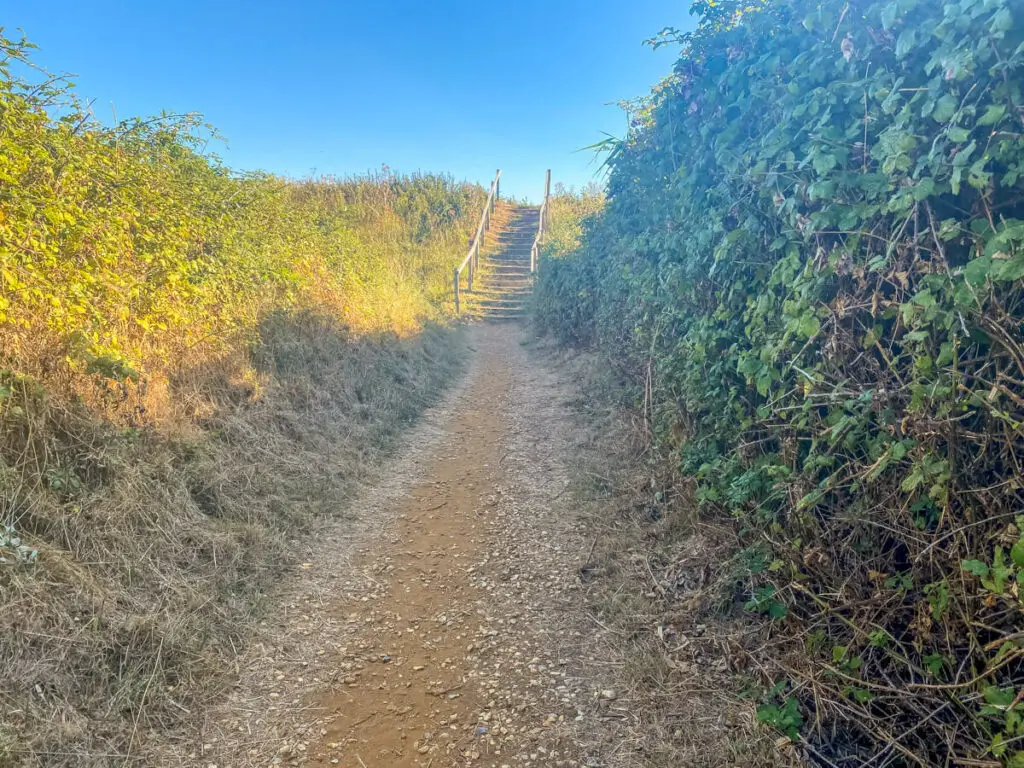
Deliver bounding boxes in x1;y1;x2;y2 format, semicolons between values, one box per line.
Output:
535;0;1024;761
0;33;482;390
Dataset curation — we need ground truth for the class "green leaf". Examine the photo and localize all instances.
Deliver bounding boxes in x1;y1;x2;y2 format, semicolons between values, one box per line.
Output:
990;8;1013;32
895;28;918;57
932;94;958;122
984;685;1016;708
813;153;838;175
962;559;991;577
979;105;1007;126
913;178;936;200
923;652;945;676
964;256;992;287
881;2;899;29
1011;540;1024;569
993;255;1024;282
757;697;803;740
912;289;936;308
991;548;1013;593
798;313;821;339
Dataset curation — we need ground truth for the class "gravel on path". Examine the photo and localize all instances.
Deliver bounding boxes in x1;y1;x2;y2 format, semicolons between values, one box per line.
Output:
192;325;619;768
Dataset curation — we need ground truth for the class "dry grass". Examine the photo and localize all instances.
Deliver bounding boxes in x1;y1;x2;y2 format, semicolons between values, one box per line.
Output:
537;339;790;768
0;311;467;767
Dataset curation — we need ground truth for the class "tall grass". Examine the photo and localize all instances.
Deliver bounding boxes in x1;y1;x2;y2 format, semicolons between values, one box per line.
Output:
0;32;478;765
0;33;482;409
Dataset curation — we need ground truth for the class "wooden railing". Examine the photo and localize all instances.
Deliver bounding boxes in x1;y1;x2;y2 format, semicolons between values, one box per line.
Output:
530;169;552;275
453;169;501;314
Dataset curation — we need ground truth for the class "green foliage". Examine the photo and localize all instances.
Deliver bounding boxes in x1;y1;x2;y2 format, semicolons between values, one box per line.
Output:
0;32;483;391
534;0;1024;760
541;182;606;258
532;185;605;342
744;584;787;618
756;696;803;740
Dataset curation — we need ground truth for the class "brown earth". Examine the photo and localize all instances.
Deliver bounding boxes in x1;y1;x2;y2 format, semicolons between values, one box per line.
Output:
306;325;542;767
158;321;771;768
185;323;617;768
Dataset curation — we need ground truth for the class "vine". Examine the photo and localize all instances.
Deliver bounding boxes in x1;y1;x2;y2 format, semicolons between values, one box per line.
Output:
536;0;1024;762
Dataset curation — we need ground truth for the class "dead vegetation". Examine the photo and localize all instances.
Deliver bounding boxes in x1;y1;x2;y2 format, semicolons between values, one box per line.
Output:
540;339;785;768
0;312;467;767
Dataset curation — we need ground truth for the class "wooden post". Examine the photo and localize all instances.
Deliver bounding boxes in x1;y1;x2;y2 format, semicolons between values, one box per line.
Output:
544;169;552;230
453;268;460;314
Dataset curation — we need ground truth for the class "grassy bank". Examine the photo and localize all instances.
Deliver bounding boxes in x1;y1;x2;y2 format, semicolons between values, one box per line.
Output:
0;33;474;765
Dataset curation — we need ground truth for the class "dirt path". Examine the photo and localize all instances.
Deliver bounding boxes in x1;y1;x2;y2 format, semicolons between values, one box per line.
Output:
193;324;615;768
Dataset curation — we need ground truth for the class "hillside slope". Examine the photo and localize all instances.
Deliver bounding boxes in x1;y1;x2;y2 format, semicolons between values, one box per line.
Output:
0;34;478;765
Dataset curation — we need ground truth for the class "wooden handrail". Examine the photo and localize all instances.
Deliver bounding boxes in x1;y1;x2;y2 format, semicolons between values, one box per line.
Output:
529;169;552;276
453;169;501;314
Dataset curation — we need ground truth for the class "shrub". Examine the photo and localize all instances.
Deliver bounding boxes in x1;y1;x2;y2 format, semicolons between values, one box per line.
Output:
0;32;483;413
535;0;1024;762
532;184;604;340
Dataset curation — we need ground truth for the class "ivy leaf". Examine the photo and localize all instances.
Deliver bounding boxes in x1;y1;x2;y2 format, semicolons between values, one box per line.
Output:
947;127;970;143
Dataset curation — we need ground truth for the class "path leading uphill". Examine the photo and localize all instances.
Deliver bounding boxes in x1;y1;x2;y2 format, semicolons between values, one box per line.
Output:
462;204;538;322
191;325;620;768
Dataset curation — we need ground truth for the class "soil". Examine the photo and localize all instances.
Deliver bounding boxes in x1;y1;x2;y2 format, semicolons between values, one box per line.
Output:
190;324;619;768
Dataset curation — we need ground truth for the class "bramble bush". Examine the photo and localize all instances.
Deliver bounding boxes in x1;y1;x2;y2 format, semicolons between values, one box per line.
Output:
0;31;482;407
532;184;604;338
535;0;1024;762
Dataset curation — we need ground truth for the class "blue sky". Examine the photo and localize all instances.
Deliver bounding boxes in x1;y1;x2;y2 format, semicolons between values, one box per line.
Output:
7;1;689;201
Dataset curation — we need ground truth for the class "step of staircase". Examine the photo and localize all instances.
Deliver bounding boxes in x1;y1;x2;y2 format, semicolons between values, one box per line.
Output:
461;203;539;323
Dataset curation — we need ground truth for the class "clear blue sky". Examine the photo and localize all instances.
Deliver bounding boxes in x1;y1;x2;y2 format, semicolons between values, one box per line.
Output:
7;1;689;201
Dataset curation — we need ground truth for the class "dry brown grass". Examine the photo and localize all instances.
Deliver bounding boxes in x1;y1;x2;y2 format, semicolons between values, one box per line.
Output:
0;311;467;767
539;339;792;768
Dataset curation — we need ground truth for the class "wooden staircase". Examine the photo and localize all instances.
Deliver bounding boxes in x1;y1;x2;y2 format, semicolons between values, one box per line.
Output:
462;203;539;322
